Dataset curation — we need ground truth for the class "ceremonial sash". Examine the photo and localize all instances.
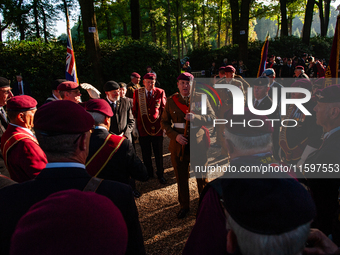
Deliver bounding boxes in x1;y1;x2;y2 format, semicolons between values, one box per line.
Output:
172;94;211;147
86;134;125;177
138;87;162;136
1;132;39;169
279;105;308;162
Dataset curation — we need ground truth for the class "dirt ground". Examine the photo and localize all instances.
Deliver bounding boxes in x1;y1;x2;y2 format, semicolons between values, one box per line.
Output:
134;131;225;255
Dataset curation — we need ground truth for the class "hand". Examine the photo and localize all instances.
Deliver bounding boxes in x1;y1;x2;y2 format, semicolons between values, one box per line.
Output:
80;83;101;99
176;134;188;146
303;228;340;255
184;113;195;121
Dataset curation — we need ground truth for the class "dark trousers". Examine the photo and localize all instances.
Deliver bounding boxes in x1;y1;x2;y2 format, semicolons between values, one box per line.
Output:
139;135;164;178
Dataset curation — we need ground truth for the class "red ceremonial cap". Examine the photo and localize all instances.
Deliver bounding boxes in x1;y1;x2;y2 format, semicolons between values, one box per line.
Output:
218;66;225;72
10;189;128;255
85;99;113;117
6;95;37;111
315;84;340;103
177;72;194;81
131;72;140;78
224;107;274;136
34;100;94;134
57;81;79;91
291;79;312;91
295;65;305;71
143;73;156;80
225;65;236;73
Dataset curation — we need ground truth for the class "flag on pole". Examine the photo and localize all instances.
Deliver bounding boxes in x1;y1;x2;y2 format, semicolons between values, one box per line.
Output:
65;9;78;83
325;15;340;87
257;34;269;77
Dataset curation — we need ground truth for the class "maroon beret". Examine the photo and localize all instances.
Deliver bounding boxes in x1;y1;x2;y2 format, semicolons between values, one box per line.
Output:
85;99;113;117
177;72;194;81
224;107;274;136
131;72;140;78
291;79;312;91
57;81;79;91
143;73;156;80
312;78;325;89
225;65;236;73
295;65;305;71
315;84;340;103
7;95;37;111
10;190;128;255
218;66;225;72
34;100;94;134
0;77;10;88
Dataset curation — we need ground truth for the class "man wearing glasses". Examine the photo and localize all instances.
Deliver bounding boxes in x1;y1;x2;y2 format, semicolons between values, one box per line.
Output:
57;81;101;103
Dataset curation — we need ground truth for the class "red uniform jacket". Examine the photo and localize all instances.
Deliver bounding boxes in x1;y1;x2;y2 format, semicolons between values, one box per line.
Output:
132;87;166;137
0;124;47;183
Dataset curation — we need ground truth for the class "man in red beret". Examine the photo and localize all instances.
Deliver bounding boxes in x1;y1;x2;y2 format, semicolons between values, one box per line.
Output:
85;99;148;193
161;72;215;218
126;72;141;99
303;84;340;239
279;79;322;167
1;95;47;183
294;65;309;80
183;108;315;254
133;73;167;184
0;77;13;178
57;81;101;103
0;100;146;255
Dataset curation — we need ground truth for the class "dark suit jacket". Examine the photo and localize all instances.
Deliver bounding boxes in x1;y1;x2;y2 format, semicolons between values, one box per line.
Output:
87;128;148;184
12;81;31;96
0;112;8;177
0;167;145;255
107;98;134;142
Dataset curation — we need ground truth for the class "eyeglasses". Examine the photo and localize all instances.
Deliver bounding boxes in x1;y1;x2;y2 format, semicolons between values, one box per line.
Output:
0;89;12;94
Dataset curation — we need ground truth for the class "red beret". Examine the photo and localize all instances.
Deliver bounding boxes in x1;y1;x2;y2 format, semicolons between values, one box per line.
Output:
291;79;312;91
85;99;113;117
315;84;340;103
177;72;193;81
131;72;140;78
10;190;128;255
218;66;225;72
312;78;325;89
225;65;236;73
224;107;274;136
57;81;79;91
34;100;94;134
143;73;156;80
295;65;305;71
7;95;37;111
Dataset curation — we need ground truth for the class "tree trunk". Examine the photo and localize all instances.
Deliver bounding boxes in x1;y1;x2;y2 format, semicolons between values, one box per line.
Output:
130;0;141;39
225;20;230;46
192;0;195;49
197;20;201;47
239;0;252;65
276;15;280;37
77;15;81;43
33;0;40;38
180;3;184;58
41;6;48;42
202;5;206;44
288;14;293;35
317;0;326;36
78;0;104;88
302;0;315;45
175;0;180;58
229;0;240;45
149;0;156;43
217;0;222;48
280;0;288;36
166;0;171;54
324;0;331;36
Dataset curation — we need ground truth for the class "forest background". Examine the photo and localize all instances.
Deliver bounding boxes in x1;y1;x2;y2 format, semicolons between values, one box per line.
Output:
0;0;338;103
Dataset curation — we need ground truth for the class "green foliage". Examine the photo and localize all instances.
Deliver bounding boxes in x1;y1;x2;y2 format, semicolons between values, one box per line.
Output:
0;39;179;104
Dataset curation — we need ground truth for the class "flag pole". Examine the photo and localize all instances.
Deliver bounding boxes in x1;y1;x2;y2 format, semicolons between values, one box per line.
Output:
257;32;269;78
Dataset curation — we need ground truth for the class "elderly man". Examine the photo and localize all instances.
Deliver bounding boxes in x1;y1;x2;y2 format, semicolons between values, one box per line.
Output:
261;68;283;106
0;100;145;255
133;73;166;184
304;85;340;238
12;75;31;96
0;77;13;177
1;95;47;183
183;109;316;254
85;99;148;186
57;81;100;103
44;79;65;104
126;72;141;99
295;65;310;80
161;72;215;219
104;81;134;143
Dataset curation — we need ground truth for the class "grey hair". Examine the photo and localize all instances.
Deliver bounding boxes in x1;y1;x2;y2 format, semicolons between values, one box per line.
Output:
224;129;272;151
87;111;105;125
228;215;310;255
59;90;66;99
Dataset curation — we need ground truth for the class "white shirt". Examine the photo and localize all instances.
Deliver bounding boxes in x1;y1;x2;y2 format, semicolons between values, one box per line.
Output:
10;123;34;137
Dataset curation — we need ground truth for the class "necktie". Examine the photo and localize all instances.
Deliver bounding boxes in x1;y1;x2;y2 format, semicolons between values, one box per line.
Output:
148;91;152;100
254;100;259;109
19;82;23;95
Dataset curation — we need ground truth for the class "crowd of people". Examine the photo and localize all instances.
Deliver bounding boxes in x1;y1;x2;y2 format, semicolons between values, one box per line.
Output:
0;54;339;254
